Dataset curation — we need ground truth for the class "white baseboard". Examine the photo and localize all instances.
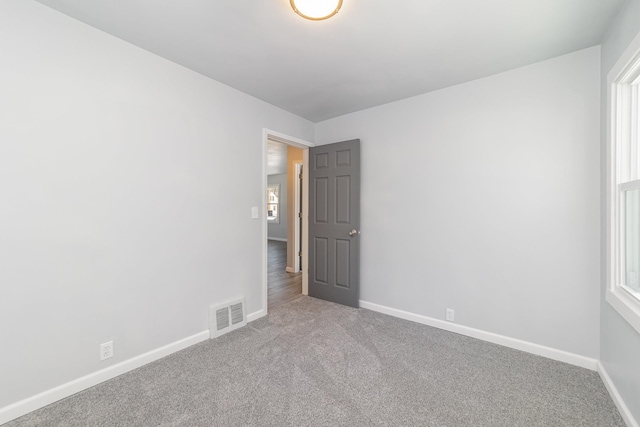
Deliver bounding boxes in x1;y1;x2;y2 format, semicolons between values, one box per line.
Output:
4;304;625;426
267;237;287;242
0;309;271;425
0;330;209;426
597;362;639;427
359;300;598;370
247;309;266;323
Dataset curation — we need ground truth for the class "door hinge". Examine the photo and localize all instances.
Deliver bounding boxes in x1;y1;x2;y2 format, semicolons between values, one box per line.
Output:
298;212;302;218
298;251;302;257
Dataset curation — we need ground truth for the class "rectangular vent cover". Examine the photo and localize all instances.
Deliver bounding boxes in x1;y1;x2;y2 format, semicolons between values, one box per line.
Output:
230;302;244;325
209;298;246;339
216;307;229;331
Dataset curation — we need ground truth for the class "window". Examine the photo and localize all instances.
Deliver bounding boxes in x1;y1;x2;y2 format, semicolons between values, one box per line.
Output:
267;184;280;223
607;40;640;334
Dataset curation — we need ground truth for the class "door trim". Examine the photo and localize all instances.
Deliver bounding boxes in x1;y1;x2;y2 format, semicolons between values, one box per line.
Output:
262;129;314;316
294;161;303;273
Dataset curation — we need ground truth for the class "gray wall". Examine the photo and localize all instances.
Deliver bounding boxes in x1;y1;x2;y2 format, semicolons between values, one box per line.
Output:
0;0;314;409
316;47;602;358
267;174;288;240
600;0;640;422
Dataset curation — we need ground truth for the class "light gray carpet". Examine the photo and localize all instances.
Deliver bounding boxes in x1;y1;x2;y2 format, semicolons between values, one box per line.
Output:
6;296;624;426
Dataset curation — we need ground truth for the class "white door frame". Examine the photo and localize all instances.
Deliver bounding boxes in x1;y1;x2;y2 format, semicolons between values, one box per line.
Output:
294;161;303;273
262;129;313;316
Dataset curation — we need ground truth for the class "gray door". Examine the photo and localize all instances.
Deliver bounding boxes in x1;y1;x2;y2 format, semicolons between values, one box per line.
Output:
309;139;360;308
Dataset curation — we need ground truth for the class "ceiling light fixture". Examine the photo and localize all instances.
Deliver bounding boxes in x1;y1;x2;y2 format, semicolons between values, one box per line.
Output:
290;0;343;21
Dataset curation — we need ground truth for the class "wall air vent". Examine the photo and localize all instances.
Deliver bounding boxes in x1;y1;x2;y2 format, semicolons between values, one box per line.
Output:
216;306;230;331
230;302;244;325
209;298;247;339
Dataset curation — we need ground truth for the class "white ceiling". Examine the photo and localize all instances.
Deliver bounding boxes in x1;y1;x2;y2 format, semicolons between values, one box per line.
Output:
35;0;625;122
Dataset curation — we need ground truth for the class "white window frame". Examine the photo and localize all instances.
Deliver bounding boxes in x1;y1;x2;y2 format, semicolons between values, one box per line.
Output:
267;184;280;224
606;31;640;335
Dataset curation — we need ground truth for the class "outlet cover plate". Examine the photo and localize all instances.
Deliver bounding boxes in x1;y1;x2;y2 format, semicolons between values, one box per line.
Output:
100;341;114;361
446;309;455;322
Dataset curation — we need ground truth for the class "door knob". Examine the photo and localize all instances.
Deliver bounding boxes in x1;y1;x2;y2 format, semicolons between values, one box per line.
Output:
348;229;359;237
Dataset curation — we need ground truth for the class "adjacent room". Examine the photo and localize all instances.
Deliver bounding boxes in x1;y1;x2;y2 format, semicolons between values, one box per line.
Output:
1;0;640;425
266;139;303;309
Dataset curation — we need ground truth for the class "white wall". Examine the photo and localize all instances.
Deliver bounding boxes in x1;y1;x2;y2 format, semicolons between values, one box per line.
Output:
267;174;288;240
600;0;640;422
316;47;601;358
0;0;313;410
3;0;634;421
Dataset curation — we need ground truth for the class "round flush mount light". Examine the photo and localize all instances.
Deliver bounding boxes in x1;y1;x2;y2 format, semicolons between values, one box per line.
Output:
290;0;343;21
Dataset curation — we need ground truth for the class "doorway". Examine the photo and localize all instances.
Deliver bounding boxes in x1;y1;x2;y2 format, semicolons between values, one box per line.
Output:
262;129;313;314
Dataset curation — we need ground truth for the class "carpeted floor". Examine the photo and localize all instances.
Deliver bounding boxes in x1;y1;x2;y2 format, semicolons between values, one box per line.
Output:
6;297;624;426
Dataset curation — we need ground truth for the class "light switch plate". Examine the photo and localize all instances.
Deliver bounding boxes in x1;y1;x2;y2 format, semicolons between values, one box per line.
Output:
251;206;259;219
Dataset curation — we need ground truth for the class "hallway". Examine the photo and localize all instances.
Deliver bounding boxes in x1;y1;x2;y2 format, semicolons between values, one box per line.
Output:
267;240;302;309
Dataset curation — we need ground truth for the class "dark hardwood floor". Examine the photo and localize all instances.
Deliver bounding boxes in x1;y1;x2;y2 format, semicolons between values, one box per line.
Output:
268;240;302;309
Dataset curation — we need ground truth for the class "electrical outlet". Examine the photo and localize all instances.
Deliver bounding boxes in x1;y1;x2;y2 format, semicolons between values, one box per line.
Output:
100;341;114;361
446;308;455;322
